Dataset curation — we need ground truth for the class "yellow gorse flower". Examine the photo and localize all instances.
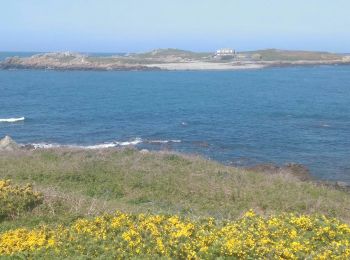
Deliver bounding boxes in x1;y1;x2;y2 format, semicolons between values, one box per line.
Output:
0;179;43;220
0;210;350;258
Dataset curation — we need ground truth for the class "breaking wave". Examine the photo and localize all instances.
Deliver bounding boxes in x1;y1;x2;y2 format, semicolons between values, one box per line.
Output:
146;140;182;144
0;117;25;123
29;138;143;150
84;138;143;149
25;138;182;150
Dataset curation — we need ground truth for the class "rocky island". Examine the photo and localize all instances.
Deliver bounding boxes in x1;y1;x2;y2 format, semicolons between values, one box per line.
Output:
1;48;350;71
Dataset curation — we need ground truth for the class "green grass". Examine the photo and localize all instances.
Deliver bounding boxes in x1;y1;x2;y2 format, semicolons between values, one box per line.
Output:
242;49;343;61
0;148;350;231
132;48;211;59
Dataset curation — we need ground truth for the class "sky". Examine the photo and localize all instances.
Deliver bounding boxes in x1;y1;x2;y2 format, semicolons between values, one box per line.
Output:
1;0;350;53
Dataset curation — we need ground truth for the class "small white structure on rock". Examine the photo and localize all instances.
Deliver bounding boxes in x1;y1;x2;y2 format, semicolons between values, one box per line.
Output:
215;48;235;57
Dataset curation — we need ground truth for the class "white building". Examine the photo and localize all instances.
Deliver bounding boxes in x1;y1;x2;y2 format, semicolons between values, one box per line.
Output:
215;48;235;56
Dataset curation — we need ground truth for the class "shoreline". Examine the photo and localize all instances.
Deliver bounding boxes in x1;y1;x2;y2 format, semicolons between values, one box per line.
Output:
1;61;350;72
1;135;349;189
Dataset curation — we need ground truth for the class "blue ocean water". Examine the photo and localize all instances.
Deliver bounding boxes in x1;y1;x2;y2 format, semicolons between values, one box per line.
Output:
0;56;350;182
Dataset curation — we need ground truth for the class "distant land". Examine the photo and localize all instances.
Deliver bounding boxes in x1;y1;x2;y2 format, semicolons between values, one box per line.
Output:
1;48;350;71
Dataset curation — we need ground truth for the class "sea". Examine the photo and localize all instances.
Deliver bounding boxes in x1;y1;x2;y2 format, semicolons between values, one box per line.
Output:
1;52;350;183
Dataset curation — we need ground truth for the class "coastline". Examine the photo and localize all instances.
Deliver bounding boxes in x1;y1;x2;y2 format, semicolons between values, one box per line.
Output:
1;135;349;189
1;143;350;220
2;137;350;258
144;62;267;70
1;60;349;71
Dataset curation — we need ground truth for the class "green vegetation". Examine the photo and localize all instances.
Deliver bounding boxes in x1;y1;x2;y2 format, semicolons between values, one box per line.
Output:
0;149;350;258
85;49;212;65
0;180;43;221
242;49;343;61
132;48;211;59
1;210;350;259
0;148;350;232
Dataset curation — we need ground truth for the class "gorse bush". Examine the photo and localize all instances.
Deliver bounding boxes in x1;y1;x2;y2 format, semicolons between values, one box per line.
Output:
0;180;43;220
0;210;349;259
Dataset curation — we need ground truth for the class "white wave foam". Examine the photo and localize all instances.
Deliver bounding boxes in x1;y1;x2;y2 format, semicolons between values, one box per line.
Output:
0;117;25;123
31;143;61;149
29;138;143;150
117;138;142;146
85;143;117;149
85;138;142;149
147;139;181;144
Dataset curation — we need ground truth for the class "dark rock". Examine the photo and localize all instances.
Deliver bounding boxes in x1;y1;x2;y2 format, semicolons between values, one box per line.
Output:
283;163;312;181
247;162;312;181
22;144;36;150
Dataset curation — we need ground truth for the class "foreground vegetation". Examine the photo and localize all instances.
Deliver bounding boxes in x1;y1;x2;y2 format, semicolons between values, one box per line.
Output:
1;209;350;259
0;148;350;258
0;180;42;221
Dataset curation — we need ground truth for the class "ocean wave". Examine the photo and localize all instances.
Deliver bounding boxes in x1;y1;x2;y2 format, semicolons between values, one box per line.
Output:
28;138;143;150
0;117;25;123
31;143;61;149
25;138;181;150
117;138;143;146
84;138;143;149
84;143;119;149
146;139;181;144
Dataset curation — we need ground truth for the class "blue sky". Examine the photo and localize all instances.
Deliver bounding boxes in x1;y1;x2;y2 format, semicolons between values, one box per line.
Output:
1;0;349;53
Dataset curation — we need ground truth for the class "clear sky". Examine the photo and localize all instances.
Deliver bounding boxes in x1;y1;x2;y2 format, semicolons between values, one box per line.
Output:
1;0;349;53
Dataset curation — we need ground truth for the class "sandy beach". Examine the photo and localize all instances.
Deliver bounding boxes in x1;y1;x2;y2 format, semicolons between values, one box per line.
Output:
145;61;267;70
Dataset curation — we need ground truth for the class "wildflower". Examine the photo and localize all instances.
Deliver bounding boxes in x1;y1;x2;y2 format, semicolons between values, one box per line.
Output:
0;210;350;258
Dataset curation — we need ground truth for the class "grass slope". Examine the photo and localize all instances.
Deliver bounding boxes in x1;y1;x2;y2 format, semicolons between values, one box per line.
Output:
0;148;349;232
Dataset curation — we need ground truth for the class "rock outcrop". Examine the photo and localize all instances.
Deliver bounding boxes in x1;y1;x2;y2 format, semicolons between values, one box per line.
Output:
0;136;20;151
247;163;312;181
0;53;161;71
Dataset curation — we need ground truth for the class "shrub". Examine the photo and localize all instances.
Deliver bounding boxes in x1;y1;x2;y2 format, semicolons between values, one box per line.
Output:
0;180;43;220
0;210;349;258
